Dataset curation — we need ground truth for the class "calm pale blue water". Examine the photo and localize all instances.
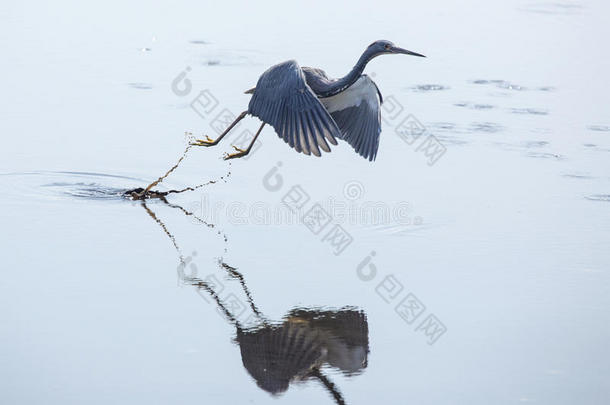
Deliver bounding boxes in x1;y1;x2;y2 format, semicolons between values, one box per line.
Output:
1;1;609;404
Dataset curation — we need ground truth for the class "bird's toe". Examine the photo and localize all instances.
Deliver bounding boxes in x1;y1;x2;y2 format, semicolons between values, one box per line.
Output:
223;151;244;160
191;138;216;147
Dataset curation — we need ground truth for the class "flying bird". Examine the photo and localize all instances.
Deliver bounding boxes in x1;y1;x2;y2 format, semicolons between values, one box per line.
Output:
191;40;425;161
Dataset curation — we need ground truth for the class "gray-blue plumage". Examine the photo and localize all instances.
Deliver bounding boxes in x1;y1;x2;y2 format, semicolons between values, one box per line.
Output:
192;40;425;161
248;60;340;157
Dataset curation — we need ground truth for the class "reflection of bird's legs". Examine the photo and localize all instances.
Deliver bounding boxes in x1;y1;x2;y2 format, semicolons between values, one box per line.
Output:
220;262;268;323
139;199;243;330
224;122;265;160
141;200;184;263
187;277;244;331
191;110;248;147
309;368;346;405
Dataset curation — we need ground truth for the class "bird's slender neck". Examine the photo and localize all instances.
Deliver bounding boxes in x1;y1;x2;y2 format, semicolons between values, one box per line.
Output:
319;50;374;98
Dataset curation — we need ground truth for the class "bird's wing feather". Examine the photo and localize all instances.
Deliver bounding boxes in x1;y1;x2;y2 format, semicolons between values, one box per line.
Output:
248;60;340;156
321;75;382;161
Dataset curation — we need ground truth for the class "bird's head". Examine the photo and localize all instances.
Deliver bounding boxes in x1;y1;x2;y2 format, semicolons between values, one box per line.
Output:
365;40;426;60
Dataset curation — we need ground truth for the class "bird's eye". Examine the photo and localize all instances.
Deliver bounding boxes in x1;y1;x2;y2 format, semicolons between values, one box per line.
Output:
384;44;391;50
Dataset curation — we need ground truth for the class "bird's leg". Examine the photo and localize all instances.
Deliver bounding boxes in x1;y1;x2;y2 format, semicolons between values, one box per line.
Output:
191;110;248;147
224;123;265;160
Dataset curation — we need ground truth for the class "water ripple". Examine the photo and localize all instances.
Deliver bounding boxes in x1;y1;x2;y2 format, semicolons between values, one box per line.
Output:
471;79;527;91
0;171;148;202
511;108;549;116
563;173;593;180
128;82;153;90
469;122;504;133
586;194;610;202
454;102;495;110
588;125;610;132
519;2;584;15
409;84;450;92
42;182;128;200
471;80;556;93
523;141;550;148
526;151;565;160
427;122;458;132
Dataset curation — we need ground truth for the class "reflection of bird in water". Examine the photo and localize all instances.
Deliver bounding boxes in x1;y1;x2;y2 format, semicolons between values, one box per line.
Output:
236;308;368;401
192;270;369;405
140;199;369;404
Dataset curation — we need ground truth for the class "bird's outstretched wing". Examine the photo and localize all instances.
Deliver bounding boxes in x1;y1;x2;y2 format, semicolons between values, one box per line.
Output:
248;60;340;156
321;75;382;161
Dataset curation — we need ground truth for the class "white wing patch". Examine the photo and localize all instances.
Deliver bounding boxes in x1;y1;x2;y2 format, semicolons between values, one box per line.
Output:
321;75;380;113
320;75;383;161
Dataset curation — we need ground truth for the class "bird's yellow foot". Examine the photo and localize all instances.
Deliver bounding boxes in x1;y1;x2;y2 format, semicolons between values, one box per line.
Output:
190;135;216;147
223;150;247;160
231;145;246;153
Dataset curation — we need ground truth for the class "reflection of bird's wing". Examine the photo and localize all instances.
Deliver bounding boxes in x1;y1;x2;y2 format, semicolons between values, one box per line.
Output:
236;323;325;394
287;308;369;375
288;309;369;349
248;60;340;156
320;75;382;161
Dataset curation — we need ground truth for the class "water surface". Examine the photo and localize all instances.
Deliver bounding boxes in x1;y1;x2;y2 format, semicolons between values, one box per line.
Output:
1;1;609;404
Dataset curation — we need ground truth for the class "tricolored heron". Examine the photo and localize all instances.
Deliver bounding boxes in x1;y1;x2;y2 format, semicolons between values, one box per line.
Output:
191;40;425;161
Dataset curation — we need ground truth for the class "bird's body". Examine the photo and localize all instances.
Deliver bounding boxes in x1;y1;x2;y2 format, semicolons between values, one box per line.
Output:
191;40;425;161
248;62;383;160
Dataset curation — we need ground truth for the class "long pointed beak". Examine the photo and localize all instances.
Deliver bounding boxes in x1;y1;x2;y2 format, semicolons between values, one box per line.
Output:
392;46;426;57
